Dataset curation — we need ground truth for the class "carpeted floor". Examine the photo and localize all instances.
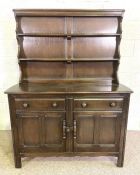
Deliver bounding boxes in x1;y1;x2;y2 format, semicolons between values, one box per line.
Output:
0;130;140;175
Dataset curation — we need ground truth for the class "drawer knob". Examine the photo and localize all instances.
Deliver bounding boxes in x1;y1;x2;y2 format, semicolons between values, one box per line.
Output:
23;103;29;108
52;102;58;108
110;102;116;107
81;102;87;108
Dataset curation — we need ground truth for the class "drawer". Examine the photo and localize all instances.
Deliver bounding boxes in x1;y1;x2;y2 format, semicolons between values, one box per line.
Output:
15;98;65;111
74;98;123;111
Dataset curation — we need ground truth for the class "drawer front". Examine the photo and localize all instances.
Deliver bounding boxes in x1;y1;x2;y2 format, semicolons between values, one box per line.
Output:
15;98;65;111
74;98;123;111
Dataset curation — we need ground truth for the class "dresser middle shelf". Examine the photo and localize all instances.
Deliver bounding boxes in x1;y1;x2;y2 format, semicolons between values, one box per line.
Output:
18;58;120;62
17;33;121;37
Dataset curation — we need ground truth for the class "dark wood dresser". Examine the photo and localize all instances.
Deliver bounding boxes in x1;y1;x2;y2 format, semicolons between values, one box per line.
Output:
5;9;132;168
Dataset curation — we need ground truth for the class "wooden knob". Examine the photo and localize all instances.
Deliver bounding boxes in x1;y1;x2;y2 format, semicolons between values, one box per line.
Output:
81;102;87;108
110;102;116;107
23;103;29;108
52;102;57;107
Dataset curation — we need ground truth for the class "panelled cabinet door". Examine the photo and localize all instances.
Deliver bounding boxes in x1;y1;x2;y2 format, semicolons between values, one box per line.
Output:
17;112;66;152
73;112;121;152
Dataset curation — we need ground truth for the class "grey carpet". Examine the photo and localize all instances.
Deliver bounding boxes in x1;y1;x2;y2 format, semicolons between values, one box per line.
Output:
0;130;140;175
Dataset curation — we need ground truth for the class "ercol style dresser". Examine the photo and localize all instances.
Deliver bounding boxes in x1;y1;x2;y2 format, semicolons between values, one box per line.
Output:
5;9;132;168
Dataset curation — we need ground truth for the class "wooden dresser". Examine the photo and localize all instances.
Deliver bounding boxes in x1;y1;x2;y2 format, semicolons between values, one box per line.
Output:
5;9;132;168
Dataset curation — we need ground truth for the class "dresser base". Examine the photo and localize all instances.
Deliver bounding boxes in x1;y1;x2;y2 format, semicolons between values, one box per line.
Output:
14;152;124;168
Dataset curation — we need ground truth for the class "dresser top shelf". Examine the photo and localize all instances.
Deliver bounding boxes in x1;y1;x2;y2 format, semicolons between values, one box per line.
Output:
5;83;132;94
14;9;125;17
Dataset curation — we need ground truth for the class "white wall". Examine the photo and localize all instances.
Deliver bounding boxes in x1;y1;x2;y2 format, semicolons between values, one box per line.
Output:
0;0;140;130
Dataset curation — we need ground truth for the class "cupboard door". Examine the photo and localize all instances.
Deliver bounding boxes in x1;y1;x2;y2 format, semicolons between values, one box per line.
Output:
17;113;42;147
43;112;66;152
17;112;66;152
74;112;121;152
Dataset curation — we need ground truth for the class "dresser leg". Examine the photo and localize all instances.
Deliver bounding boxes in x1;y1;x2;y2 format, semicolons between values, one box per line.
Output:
14;155;21;168
117;155;124;167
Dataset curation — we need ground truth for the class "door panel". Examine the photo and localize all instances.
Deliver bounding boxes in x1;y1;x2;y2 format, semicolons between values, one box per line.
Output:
74;112;121;152
99;117;116;144
17;113;41;147
76;115;95;144
43;112;66;152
